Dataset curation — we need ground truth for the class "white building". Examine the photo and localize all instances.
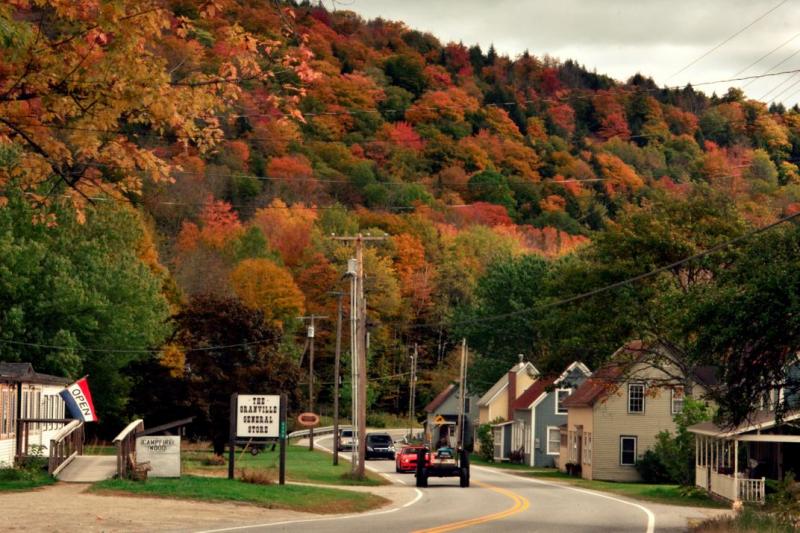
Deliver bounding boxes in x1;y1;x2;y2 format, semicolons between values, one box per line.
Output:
0;362;70;467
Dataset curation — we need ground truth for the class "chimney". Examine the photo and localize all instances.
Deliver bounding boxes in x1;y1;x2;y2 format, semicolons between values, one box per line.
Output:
507;369;516;420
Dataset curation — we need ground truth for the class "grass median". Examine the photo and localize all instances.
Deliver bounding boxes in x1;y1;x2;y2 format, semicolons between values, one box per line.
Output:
183;444;387;486
91;475;387;514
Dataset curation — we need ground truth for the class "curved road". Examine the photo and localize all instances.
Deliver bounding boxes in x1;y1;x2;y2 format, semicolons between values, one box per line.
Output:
197;430;727;532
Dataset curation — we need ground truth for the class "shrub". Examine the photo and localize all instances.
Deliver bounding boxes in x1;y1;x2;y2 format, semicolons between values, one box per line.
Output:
202;454;226;466
476;423;494;462
239;469;274;485
636;450;670;483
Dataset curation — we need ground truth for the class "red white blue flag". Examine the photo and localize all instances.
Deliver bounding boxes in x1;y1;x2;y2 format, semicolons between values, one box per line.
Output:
59;376;97;422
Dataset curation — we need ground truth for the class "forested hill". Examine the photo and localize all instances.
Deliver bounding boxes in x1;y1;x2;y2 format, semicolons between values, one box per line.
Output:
2;1;799;429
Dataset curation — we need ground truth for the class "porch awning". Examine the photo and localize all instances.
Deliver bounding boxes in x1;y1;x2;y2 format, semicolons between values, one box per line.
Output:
688;409;800;440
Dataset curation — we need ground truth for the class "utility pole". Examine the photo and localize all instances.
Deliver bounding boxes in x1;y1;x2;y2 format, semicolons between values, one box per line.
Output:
333;233;386;478
297;314;328;451
457;339;469;450
408;344;418;441
330;291;344;466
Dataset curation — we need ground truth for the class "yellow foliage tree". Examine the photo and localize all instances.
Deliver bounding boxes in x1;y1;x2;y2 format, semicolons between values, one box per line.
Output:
230;259;305;327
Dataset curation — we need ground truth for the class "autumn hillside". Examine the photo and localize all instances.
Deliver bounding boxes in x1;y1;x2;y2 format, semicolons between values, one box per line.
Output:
1;1;800;432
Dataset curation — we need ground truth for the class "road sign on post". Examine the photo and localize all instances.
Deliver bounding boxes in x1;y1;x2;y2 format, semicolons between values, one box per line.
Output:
229;394;286;484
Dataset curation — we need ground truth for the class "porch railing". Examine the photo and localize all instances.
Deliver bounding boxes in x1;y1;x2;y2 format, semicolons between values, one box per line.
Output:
739;476;766;504
14;418;74;465
48;420;85;475
113;419;144;479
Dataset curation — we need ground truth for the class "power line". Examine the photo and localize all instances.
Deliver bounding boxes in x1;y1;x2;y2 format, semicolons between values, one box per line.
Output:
406;207;800;331
668;0;790;81
743;48;800;89
0;336;279;354
733;31;800;77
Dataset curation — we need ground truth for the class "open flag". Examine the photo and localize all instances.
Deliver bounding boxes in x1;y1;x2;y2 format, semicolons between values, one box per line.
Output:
59;376;98;422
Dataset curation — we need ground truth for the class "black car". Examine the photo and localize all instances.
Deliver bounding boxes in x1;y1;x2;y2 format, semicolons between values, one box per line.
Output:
365;433;396;459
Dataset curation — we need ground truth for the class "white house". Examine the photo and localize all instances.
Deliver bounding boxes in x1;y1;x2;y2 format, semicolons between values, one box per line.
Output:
0;362;70;467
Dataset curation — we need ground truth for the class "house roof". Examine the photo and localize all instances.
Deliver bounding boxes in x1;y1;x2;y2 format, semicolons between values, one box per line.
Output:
0;362;70;386
511;376;556;410
554;361;592;386
562;341;718;409
425;384;456;413
477;360;539;407
688;409;800;438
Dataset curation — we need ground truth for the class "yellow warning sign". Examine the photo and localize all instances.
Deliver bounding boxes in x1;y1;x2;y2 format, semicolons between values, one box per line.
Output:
434;415;446;425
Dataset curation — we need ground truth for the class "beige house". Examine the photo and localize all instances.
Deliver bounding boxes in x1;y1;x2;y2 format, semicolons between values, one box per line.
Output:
560;342;716;482
477;358;539;425
475;359;539;453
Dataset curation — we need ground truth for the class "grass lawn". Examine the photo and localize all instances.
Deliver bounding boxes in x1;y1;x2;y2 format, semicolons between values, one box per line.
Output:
691;508;794;532
182;445;386;486
469;455;552;472
0;468;55;492
91;475;387;514
525;469;727;509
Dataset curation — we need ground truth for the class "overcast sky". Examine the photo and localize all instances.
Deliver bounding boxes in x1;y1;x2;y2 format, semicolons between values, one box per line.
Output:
341;0;800;106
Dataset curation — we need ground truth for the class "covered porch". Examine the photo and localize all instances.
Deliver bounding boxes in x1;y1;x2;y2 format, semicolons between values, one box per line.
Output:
689;410;800;504
491;419;529;462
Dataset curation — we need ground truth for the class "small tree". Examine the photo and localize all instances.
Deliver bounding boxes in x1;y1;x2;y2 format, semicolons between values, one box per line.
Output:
641;398;712;485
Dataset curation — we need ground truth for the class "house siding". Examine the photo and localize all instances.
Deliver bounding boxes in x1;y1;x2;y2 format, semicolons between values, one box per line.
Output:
563;406;594;479
0;382;68;467
533;367;588;467
426;389;479;448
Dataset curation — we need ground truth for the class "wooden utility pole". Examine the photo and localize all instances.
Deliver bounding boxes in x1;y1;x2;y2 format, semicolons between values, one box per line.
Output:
332;233;386;478
408;344;418;441
297;314;328;451
330;291;344;466
457;339;469;449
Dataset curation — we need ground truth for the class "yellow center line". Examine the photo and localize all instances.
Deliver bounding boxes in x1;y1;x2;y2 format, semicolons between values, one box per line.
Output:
412;480;530;533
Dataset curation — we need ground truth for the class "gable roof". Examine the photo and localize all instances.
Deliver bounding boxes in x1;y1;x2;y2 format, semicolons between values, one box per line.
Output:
425;384;456;413
512;376;556;410
563;342;719;409
554;361;592;385
0;362;70;386
477;360;539;407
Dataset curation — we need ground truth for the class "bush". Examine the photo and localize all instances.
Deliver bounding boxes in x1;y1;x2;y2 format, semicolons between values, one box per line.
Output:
239;469;274;485
476;423;494;462
202;454;226;466
636;450;671;483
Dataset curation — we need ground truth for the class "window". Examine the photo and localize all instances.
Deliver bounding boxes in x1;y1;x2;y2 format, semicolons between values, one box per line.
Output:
546;426;561;455
628;383;645;413
671;387;685;415
555;388;572;414
620;436;637;466
582;433;592;465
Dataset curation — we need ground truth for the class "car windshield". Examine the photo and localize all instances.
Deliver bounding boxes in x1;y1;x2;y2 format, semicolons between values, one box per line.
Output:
402;448;420;455
341;430;352;437
368;435;392;445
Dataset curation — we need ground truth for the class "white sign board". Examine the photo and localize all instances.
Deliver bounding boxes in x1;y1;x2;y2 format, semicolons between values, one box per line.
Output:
236;394;281;438
136;436;181;478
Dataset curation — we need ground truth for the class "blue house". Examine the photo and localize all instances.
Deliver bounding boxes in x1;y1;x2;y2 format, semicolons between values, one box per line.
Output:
506;361;591;467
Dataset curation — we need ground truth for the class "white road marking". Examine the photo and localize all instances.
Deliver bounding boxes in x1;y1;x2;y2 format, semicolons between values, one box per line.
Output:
194;488;425;533
473;465;656;533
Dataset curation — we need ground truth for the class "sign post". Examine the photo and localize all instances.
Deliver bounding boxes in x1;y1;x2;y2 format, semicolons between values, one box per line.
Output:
229;393;285;484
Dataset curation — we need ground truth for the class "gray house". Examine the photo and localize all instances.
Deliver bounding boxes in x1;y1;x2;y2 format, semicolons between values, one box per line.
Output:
423;384;479;449
503;361;591;466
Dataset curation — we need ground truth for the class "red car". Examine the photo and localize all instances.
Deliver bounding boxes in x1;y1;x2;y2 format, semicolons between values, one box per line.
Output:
395;445;430;473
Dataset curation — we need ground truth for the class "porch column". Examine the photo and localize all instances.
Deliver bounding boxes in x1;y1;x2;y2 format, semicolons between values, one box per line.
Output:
734;439;739;503
695;435;699;467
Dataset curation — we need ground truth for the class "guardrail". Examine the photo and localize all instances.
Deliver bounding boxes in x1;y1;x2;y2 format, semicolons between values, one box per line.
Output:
287;425;351;439
113;419;144;479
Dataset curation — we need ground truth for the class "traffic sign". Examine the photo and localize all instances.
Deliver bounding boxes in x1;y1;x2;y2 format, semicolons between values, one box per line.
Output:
434;414;446;425
297;412;320;427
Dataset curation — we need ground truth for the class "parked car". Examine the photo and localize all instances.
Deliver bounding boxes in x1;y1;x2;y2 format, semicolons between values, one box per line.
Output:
395;445;429;473
338;428;356;451
365;433;396;460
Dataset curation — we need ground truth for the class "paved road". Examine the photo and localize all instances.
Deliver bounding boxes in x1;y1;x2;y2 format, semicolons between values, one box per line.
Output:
198;430;724;533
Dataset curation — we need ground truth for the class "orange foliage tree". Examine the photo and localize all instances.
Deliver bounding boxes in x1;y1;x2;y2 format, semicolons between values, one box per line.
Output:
230;258;305;327
251;199;317;267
